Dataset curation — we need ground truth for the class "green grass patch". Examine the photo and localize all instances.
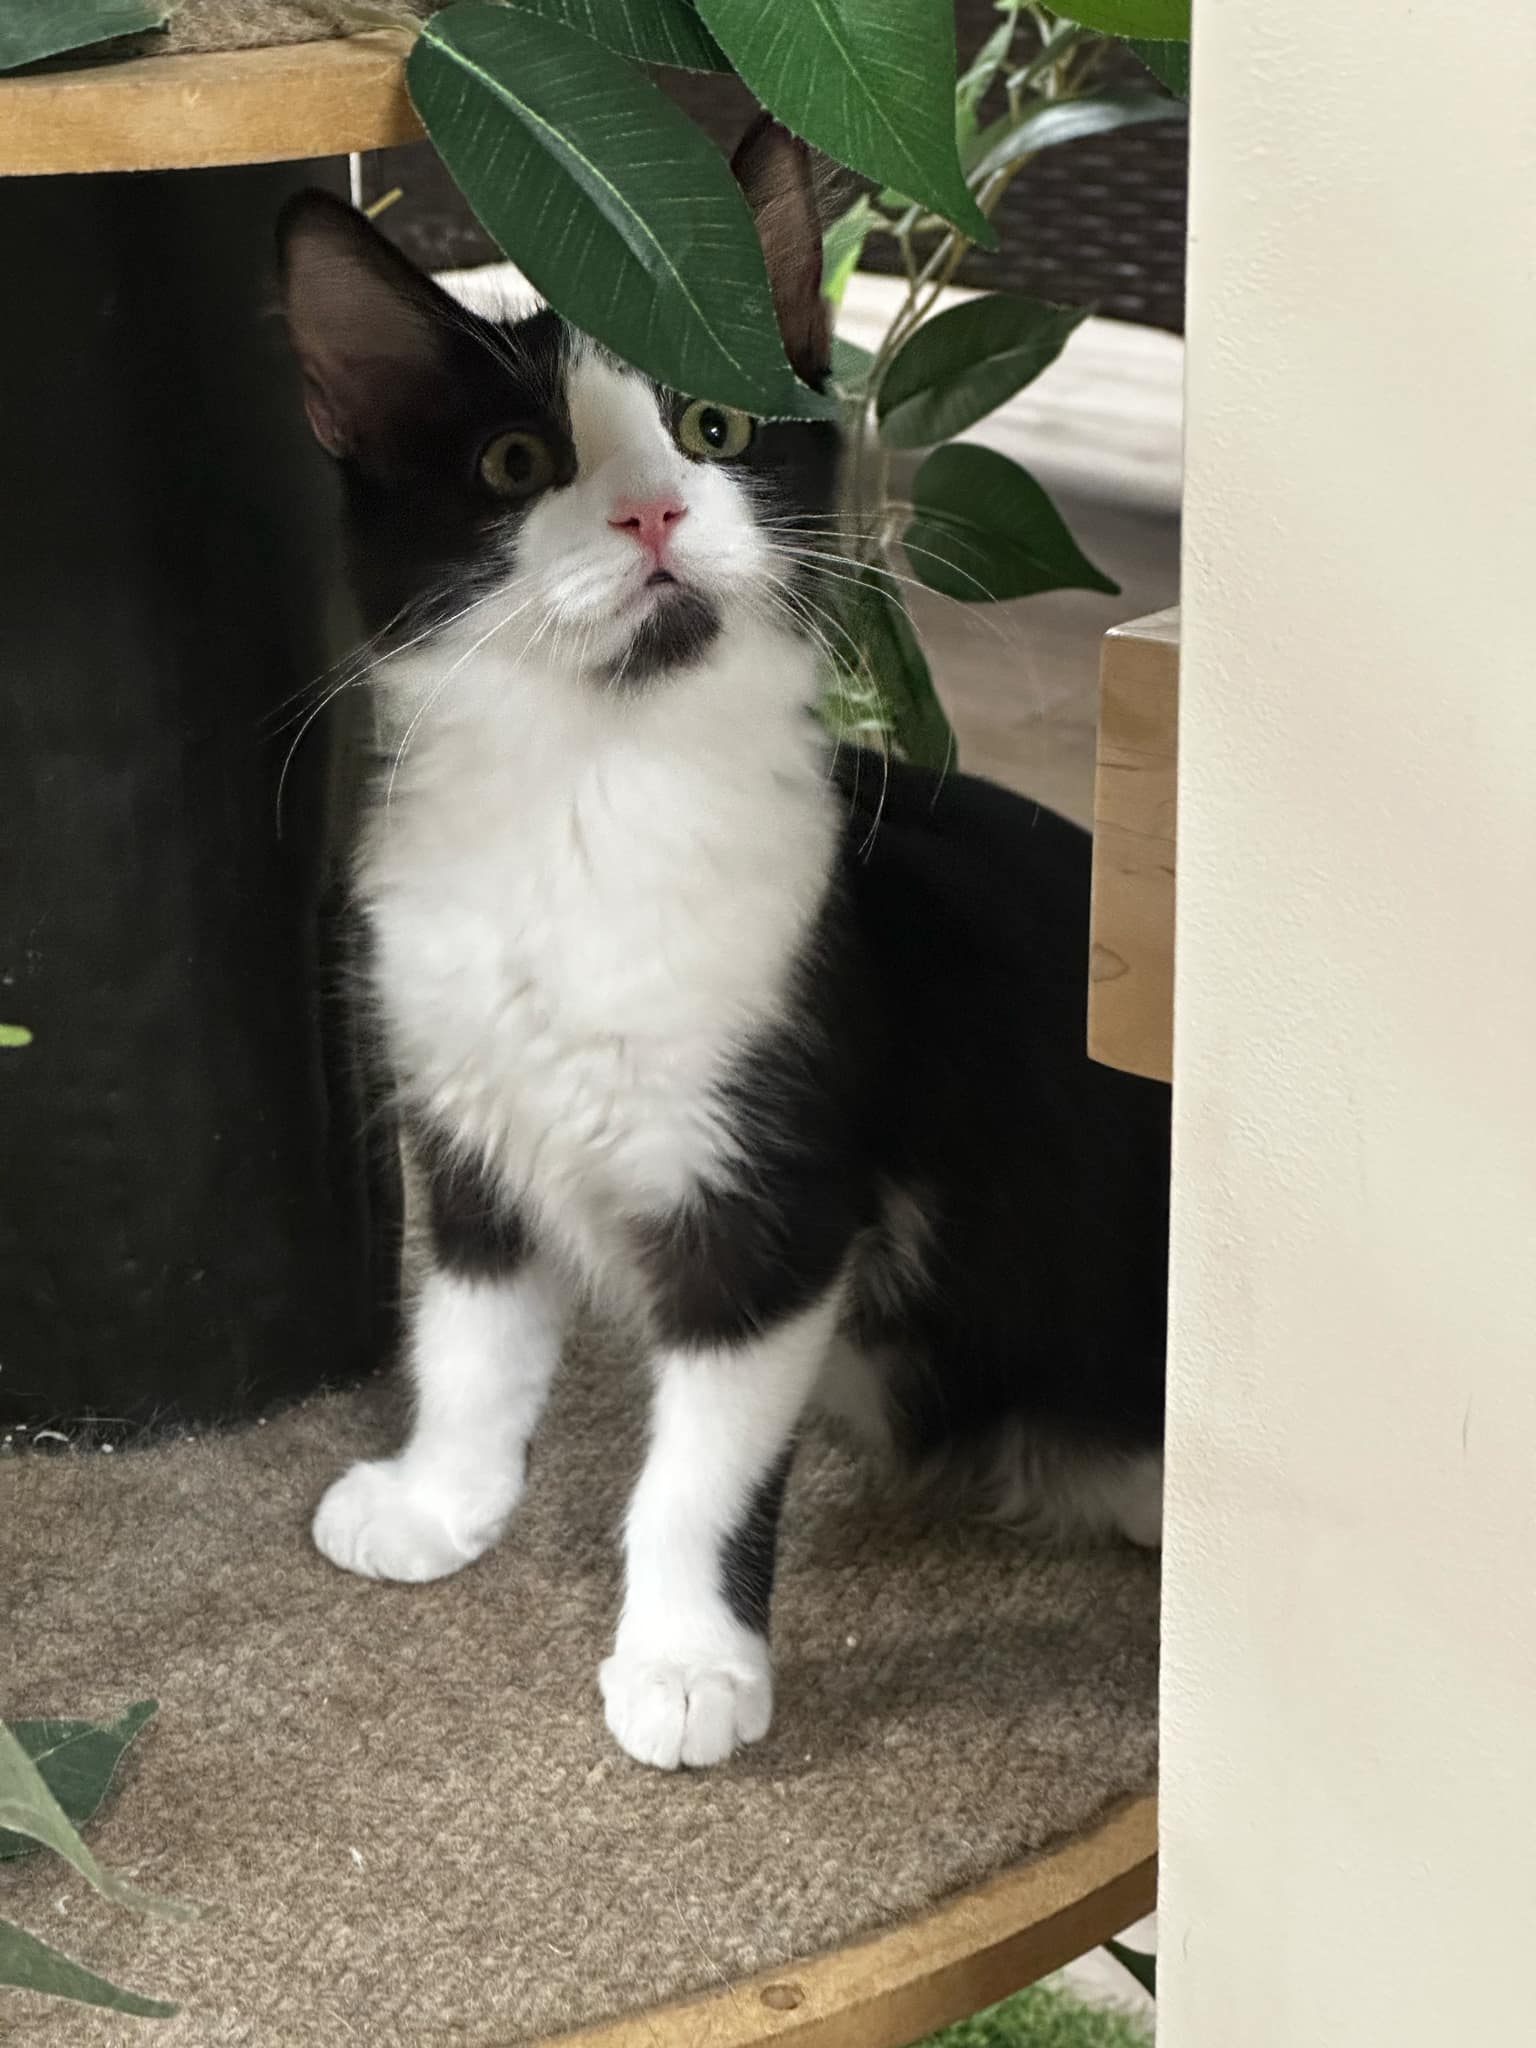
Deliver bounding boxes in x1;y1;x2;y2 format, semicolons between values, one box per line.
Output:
922;1980;1151;2048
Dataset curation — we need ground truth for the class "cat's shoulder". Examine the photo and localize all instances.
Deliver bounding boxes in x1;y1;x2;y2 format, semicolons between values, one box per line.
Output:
833;746;1088;866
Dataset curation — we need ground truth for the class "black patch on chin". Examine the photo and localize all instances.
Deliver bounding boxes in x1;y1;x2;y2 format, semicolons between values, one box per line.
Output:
604;587;721;687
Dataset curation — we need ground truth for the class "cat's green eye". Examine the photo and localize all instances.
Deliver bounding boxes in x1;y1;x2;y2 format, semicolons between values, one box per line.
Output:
478;429;556;499
676;400;755;461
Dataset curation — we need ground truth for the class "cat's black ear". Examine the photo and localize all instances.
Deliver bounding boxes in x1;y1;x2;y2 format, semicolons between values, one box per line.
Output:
277;190;464;461
731;116;832;390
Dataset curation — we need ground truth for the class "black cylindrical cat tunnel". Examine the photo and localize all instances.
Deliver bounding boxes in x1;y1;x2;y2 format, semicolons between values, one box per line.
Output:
0;147;402;1432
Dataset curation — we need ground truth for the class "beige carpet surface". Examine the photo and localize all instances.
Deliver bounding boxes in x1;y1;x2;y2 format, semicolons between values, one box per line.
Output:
4;1329;1158;2047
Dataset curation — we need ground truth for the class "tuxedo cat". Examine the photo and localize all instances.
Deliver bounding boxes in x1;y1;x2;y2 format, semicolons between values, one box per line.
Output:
278;120;1169;1772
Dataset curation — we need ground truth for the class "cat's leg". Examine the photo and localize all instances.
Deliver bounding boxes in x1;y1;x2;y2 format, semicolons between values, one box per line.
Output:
601;1282;842;1770
313;1149;564;1583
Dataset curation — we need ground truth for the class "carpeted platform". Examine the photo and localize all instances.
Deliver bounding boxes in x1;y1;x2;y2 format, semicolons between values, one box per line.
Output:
2;190;1176;2043
4;1323;1158;2046
146;0;428;56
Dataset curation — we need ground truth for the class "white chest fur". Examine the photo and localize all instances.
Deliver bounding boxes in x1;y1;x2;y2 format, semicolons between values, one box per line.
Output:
361;614;836;1270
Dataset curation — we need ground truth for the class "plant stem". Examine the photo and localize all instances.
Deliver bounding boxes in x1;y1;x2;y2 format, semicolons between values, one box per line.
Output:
838;7;1087;597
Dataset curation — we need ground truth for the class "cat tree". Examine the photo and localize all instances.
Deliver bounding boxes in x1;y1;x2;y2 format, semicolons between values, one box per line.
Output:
0;24;1158;2045
0;35;421;1434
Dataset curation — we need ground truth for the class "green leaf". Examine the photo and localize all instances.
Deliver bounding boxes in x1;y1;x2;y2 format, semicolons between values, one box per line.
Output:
0;1918;175;2018
0;1720;193;1923
1125;36;1190;98
877;293;1087;449
829;335;875;400
1106;1936;1159;1998
966;86;1185;181
0;1023;33;1048
695;0;995;248
822;196;877;314
905;443;1119;602
0;0;168;71
823;564;953;771
408;5;835;419
955;9;1016;161
958;14;1015;116
1063;0;1189;34
485;0;728;72
0;1702;158;1862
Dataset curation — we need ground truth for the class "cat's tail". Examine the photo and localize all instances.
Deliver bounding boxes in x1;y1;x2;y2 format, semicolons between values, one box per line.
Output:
937;1427;1165;1550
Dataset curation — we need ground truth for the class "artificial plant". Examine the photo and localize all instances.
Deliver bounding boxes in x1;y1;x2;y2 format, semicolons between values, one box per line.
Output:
0;1701;190;2017
4;0;1187;764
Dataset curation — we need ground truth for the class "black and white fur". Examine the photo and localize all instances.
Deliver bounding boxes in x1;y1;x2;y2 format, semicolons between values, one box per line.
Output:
278;123;1170;1772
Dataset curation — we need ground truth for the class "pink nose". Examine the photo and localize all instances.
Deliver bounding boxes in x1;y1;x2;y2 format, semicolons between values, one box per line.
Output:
609;493;686;564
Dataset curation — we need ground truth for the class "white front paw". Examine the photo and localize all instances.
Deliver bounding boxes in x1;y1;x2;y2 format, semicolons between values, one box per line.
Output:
312;1456;517;1582
599;1636;774;1770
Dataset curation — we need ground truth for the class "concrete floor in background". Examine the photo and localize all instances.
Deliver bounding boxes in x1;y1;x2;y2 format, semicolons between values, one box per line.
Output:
447;262;1181;2034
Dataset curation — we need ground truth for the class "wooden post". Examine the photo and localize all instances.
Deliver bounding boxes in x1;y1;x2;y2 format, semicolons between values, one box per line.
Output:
1088;608;1178;1084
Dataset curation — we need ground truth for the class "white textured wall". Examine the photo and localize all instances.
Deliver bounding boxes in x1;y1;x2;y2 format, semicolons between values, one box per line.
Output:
1162;0;1536;2040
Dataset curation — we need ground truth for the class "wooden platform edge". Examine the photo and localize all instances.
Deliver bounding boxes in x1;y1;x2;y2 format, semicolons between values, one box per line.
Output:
1088;607;1179;1085
536;1793;1157;2048
0;33;421;176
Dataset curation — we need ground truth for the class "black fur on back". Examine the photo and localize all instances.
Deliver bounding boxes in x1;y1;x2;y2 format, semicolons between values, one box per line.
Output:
703;747;1171;1470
